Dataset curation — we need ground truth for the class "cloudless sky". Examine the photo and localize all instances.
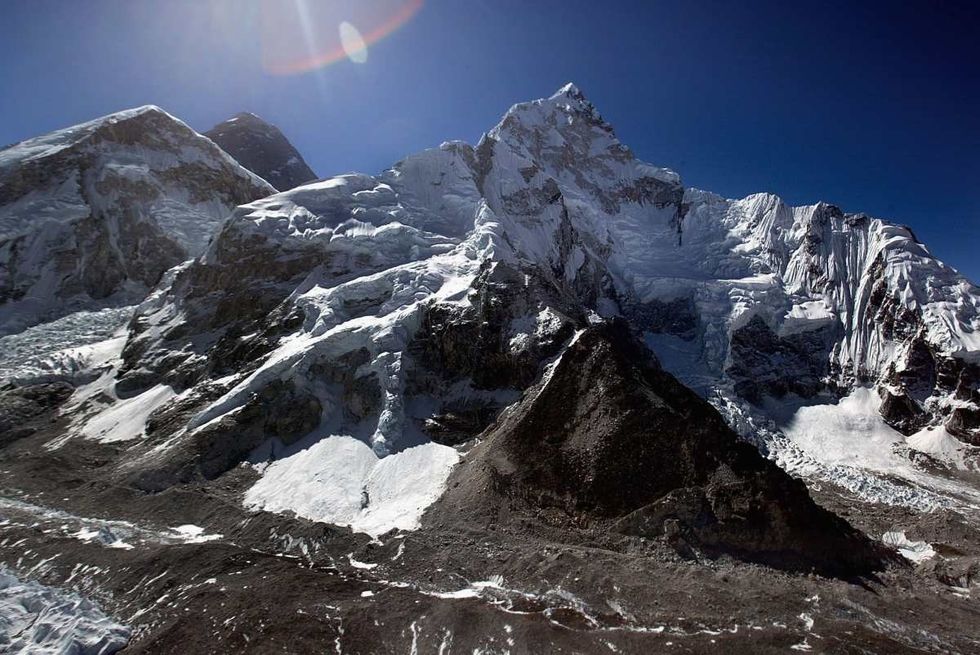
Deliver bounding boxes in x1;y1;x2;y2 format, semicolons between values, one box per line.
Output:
1;0;978;280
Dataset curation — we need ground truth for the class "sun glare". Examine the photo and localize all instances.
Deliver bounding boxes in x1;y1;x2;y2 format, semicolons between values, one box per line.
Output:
261;0;422;74
339;21;368;64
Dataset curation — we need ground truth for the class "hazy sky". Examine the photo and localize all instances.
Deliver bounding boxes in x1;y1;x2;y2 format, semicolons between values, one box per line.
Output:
1;0;977;280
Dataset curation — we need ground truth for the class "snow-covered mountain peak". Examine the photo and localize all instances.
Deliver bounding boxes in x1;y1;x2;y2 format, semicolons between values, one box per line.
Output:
20;85;975;532
0;105;274;334
487;82;616;152
0;104;270;197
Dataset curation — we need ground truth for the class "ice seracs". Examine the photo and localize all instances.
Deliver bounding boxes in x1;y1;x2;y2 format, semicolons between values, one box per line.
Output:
0;567;130;654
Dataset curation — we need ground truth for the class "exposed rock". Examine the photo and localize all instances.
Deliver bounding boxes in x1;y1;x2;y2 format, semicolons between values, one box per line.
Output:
131;379;321;492
205;112;317;191
434;320;891;578
727;315;836;403
626;296;699;339
878;388;929;435
0;382;74;445
947;406;980;445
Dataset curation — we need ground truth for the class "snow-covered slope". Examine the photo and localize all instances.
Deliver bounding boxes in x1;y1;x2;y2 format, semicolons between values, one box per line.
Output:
205;112;317;191
667;191;980;434
0;106;275;335
40;84;980;531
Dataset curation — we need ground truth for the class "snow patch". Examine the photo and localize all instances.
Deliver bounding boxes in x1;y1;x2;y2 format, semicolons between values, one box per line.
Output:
907;426;978;470
882;531;936;563
244;435;461;537
169;524;222;544
76;385;175;443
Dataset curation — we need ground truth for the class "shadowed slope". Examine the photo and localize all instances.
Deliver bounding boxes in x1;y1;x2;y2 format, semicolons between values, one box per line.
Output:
435;320;893;578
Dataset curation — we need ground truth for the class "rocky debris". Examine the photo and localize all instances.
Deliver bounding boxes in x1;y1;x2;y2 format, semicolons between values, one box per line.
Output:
434;320;892;578
0;382;73;445
1;415;977;655
205;112;317;191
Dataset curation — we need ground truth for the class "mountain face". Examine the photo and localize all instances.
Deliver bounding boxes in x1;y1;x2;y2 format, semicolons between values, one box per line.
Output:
0;106;274;335
205;112;317;192
108;83;979;479
432;320;889;578
2;85;980;652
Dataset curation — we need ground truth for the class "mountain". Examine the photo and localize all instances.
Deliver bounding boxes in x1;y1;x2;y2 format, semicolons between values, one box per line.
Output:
2;85;979;652
205;112;317;191
109;83;980;481
0;106;275;335
432;319;889;578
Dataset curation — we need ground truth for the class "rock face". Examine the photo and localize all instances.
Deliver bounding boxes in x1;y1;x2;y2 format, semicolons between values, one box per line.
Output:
665;195;980;444
205;112;317;191
435;320;889;577
0;106;274;334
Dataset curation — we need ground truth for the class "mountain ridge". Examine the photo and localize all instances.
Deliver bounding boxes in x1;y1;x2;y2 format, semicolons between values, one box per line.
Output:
1;84;980;653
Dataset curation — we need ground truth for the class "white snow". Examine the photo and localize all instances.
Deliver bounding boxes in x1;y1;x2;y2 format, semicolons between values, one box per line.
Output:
169;525;222;544
766;387;980;511
780;388;905;473
0;567;130;654
244;435;461;537
882;531;936;563
71;526;134;550
907;425;978;470
76;384;175;443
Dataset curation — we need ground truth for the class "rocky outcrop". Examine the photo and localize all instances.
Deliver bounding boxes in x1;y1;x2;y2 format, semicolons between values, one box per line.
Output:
205;112;317;191
0;382;73;445
434;321;891;577
727;315;838;402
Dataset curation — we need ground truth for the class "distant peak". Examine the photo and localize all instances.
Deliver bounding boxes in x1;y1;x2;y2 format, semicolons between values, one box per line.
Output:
229;111;266;123
128;104;166;115
211;112;274;130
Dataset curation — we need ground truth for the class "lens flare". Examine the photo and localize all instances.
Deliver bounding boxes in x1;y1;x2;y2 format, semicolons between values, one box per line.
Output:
261;0;422;75
339;21;368;64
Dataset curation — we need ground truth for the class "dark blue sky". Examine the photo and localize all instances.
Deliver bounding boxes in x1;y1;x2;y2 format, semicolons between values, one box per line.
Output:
2;0;978;280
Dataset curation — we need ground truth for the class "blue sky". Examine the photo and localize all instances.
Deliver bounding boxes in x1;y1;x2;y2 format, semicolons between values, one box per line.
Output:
1;0;978;281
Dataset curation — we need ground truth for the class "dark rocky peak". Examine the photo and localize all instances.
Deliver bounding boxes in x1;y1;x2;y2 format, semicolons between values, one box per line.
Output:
433;319;893;578
205;112;317;192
